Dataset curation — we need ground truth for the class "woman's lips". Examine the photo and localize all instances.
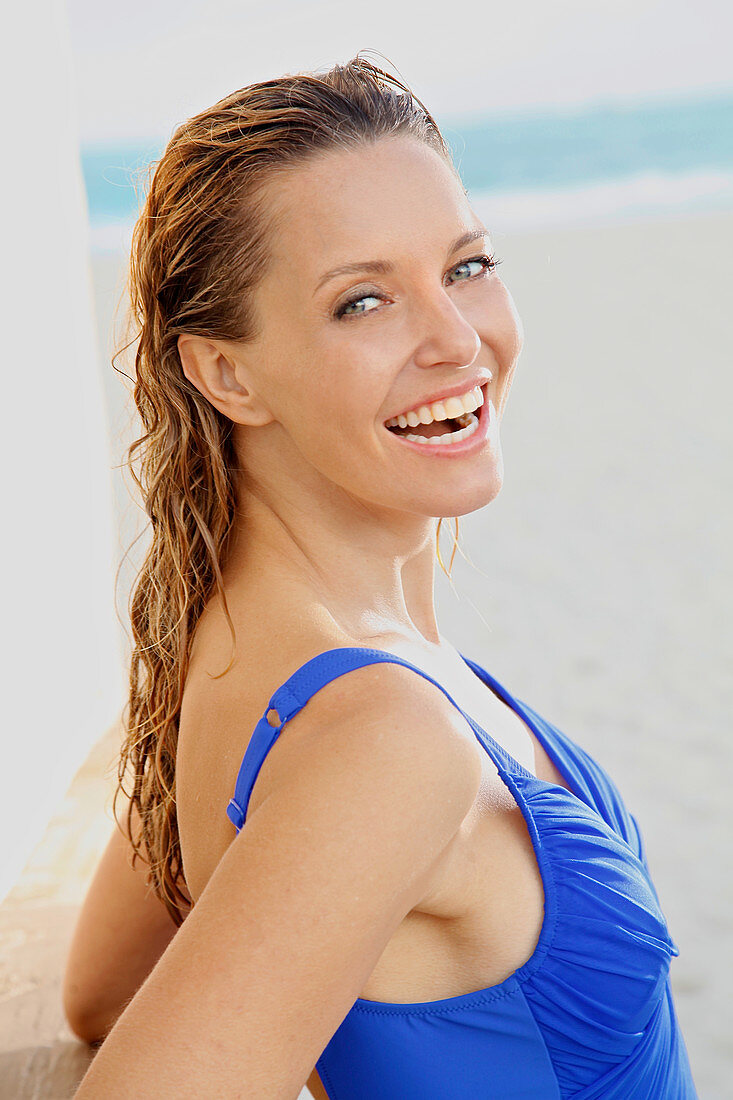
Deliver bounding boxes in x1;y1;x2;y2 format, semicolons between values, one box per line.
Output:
383;384;492;455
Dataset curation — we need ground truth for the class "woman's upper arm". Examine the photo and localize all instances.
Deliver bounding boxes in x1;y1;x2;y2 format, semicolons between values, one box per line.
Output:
62;794;190;1043
72;663;482;1099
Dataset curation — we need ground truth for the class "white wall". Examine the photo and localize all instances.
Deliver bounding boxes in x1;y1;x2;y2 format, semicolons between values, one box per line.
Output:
0;0;125;905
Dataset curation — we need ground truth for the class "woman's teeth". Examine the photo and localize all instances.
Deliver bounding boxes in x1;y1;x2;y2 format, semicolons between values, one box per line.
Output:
398;410;480;445
384;383;484;444
385;383;484;430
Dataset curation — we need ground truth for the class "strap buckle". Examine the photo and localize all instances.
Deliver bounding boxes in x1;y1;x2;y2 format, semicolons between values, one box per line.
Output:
226;798;245;831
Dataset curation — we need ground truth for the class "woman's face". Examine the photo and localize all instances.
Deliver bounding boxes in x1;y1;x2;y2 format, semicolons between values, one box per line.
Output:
230;134;523;521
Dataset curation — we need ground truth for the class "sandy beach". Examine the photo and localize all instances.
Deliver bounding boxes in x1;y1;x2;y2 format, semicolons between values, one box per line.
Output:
2;206;729;1098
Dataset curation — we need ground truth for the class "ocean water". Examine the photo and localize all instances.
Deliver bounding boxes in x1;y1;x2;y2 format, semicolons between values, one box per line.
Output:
83;89;733;249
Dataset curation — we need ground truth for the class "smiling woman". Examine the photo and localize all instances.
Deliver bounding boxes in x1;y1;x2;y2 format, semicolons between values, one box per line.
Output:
66;54;698;1099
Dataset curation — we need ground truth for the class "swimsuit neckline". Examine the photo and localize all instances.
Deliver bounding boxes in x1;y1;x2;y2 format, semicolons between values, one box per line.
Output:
458;653;588;804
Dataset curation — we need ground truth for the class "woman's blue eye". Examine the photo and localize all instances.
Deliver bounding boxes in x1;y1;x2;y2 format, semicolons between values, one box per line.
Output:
338;294;382;317
334;254;500;320
446;255;498;284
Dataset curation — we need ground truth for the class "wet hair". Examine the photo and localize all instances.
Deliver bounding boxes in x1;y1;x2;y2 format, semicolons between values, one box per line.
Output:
114;53;461;926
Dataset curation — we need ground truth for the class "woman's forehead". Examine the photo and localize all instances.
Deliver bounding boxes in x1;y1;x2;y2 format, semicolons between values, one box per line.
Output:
261;137;473;276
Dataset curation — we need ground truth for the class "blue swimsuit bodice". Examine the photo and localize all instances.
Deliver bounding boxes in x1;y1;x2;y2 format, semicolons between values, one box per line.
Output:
226;647;697;1099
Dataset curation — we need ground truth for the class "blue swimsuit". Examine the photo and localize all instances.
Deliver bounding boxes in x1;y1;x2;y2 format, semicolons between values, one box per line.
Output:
226;647;698;1099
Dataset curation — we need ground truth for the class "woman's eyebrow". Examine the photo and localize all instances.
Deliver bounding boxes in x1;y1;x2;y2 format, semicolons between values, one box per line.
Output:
313;227;490;295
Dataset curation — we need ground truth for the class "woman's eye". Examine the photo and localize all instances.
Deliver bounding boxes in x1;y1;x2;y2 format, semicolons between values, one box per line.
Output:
334;254;500;320
336;294;383;318
446;254;499;284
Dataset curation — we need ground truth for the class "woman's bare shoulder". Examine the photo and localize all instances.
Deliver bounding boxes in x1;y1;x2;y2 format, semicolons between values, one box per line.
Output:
176;609;482;904
176;609;363;899
73;650;482;1098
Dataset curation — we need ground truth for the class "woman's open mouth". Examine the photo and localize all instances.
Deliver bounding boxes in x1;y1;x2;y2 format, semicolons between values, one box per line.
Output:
383;383;486;447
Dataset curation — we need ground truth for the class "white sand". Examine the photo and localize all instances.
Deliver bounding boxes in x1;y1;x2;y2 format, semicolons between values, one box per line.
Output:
2;207;729;1097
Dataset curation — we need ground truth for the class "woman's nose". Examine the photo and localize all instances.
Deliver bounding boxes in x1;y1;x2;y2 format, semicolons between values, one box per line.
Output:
410;288;481;370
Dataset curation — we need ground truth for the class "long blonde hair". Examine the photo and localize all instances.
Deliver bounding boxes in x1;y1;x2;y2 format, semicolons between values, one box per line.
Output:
114;55;462;927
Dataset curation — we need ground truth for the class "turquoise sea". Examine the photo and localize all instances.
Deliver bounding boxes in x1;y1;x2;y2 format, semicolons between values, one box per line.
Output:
83;88;733;248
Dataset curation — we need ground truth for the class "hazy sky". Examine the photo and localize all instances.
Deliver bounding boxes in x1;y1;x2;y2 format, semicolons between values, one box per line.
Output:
67;0;733;143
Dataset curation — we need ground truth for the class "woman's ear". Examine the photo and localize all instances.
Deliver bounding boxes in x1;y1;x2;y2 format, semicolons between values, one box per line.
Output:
176;334;272;425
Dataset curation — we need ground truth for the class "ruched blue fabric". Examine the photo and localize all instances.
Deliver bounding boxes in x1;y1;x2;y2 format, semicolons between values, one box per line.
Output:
226;647;698;1099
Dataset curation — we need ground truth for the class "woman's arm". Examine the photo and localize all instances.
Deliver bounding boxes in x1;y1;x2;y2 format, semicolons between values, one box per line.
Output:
62;794;191;1044
71;663;482;1099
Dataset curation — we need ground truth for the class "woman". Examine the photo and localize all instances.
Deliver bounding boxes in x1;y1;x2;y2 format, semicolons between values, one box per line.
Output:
65;56;697;1098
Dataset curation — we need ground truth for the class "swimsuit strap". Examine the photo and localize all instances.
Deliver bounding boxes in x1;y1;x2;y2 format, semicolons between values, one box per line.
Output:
226;645;517;832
